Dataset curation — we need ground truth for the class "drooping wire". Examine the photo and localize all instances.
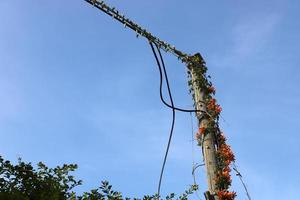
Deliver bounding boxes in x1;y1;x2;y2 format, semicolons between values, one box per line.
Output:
149;41;211;198
150;41;209;198
232;162;252;200
148;45;205;113
150;41;251;200
149;42;176;198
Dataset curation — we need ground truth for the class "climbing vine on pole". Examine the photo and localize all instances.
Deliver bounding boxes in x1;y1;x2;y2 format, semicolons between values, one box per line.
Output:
188;54;236;200
85;1;239;199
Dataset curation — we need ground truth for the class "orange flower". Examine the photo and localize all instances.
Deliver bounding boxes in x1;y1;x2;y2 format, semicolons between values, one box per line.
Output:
207;98;216;110
218;144;235;163
216;167;231;183
215;105;222;113
207;104;214;110
210;98;216;105
217;190;236;200
199;127;206;134
195;127;206;140
222;167;231;177
207;99;222;115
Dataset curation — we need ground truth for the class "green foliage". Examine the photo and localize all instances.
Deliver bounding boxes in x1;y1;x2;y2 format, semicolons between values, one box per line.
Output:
0;156;198;200
0;155;81;200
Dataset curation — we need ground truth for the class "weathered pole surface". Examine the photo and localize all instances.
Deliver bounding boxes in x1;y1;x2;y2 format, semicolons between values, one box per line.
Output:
190;66;218;200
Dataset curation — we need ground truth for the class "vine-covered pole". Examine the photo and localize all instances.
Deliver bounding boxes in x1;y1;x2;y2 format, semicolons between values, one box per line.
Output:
85;1;236;200
188;55;218;200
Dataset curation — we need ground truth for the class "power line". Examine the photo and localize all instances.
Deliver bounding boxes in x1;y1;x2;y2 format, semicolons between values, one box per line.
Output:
150;41;252;200
148;46;207;114
149;41;208;198
86;0;189;62
86;2;250;199
150;41;208;198
150;38;252;200
149;42;176;198
232;162;252;200
149;41;226;199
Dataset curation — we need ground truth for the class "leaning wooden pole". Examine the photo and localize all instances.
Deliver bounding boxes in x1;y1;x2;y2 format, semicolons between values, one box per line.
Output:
85;1;237;199
188;55;218;200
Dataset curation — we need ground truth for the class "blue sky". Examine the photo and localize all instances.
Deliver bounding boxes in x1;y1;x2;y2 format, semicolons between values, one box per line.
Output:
1;0;300;199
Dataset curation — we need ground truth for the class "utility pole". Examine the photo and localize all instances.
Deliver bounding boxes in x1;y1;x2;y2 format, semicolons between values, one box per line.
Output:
189;56;218;200
84;1;234;199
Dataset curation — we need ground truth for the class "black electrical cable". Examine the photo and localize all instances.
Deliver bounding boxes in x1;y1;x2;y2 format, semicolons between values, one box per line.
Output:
233;162;252;200
149;44;205;114
149;41;211;197
150;42;248;200
149;42;175;198
149;41;217;198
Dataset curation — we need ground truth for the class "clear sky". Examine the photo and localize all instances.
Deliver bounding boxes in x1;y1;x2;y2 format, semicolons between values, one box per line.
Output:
1;0;300;199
